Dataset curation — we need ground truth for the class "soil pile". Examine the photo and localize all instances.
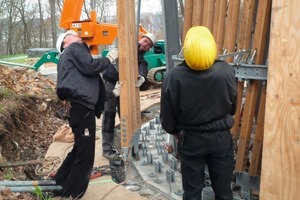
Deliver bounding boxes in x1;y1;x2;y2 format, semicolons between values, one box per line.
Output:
0;65;64;199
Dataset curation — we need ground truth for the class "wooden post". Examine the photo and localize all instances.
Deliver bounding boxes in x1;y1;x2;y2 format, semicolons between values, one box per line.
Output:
117;0;141;148
212;0;227;55
260;0;300;199
202;0;215;31
182;0;194;44
223;0;240;56
231;0;257;152
192;0;204;26
235;0;271;172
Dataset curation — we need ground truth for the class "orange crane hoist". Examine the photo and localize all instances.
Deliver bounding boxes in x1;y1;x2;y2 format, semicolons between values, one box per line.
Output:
59;0;118;55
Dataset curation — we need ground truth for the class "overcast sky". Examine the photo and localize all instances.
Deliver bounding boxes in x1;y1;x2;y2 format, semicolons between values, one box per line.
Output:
140;0;162;13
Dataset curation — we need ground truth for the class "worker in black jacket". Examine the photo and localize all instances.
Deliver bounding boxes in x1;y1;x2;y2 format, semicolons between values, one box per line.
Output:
54;30;119;199
160;26;237;200
101;33;156;159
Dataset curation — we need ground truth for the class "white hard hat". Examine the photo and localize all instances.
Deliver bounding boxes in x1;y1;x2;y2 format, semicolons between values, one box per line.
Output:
56;30;77;54
56;32;68;54
142;33;156;47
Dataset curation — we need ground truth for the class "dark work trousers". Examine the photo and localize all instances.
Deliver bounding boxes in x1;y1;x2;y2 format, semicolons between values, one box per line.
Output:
177;130;234;200
102;81;120;151
54;102;96;199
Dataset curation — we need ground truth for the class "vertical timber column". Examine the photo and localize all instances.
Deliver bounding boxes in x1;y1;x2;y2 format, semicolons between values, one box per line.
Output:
202;0;215;32
223;0;240;55
261;0;300;199
235;0;271;173
231;0;257;150
117;0;141;148
182;0;194;45
192;0;204;26
212;0;227;55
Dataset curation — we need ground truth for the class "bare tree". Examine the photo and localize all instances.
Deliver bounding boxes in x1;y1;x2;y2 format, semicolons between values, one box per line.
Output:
49;0;57;47
5;0;18;55
15;0;33;52
38;0;44;47
0;0;163;55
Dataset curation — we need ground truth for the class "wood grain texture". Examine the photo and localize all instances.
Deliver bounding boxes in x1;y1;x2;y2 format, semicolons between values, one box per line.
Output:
182;0;193;44
235;0;271;173
212;0;227;54
223;0;241;59
117;0;140;148
261;0;300;199
202;0;215;31
192;0;204;26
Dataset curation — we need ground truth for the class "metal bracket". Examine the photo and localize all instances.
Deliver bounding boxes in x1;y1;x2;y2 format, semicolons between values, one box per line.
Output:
235;172;260;200
172;49;268;81
232;63;267;81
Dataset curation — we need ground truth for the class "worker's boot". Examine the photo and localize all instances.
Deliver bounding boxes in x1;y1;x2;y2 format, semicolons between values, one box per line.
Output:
102;147;121;160
102;111;120;160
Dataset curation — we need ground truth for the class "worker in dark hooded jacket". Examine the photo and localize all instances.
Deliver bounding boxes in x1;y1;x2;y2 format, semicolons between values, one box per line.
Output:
53;30;119;199
160;26;237;200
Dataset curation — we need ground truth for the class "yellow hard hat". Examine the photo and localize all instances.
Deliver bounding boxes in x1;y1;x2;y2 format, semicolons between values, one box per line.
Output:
183;26;217;70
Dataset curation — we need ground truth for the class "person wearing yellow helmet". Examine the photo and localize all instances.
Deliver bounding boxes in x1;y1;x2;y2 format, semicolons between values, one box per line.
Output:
160;26;237;200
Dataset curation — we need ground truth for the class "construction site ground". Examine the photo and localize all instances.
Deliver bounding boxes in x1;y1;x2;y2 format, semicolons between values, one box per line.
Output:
0;63;166;200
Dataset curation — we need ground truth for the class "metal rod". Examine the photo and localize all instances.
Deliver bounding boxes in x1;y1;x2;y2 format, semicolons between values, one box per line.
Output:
0;185;62;192
0;180;57;187
0;60;34;69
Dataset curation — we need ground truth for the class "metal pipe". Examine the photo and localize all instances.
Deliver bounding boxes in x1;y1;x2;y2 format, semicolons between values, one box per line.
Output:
0;60;34;69
136;0;141;37
0;180;57;187
0;185;62;192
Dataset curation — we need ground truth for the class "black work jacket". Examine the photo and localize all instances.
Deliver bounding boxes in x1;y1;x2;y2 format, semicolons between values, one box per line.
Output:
56;42;111;114
160;60;237;135
102;43;148;84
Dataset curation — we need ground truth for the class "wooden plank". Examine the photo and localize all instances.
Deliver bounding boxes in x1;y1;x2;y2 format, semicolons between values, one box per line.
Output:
182;0;194;44
212;0;227;54
249;82;266;176
235;0;271;173
235;80;259;172
237;0;257;49
223;0;240;60
231;81;244;148
202;0;215;31
260;0;300;199
192;0;204;26
117;0;140;148
231;0;257;151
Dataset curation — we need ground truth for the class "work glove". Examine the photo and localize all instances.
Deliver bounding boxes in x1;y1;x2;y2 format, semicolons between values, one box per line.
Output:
106;48;119;63
135;75;145;87
112;81;123;97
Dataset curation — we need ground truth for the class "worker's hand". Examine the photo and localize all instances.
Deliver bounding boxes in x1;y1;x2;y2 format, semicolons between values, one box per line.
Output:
135;75;145;87
106;48;119;63
112;81;123;97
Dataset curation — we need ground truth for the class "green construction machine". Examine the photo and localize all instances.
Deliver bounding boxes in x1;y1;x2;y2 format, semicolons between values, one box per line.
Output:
101;39;167;85
144;39;166;84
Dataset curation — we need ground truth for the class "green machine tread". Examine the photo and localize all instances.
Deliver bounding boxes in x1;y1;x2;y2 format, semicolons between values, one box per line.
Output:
147;66;166;84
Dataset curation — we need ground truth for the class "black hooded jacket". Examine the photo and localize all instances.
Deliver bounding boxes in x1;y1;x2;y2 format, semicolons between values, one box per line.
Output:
102;43;148;84
56;42;112;115
160;60;237;135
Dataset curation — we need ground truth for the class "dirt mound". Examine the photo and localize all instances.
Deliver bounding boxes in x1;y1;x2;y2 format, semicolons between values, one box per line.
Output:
0;65;64;199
